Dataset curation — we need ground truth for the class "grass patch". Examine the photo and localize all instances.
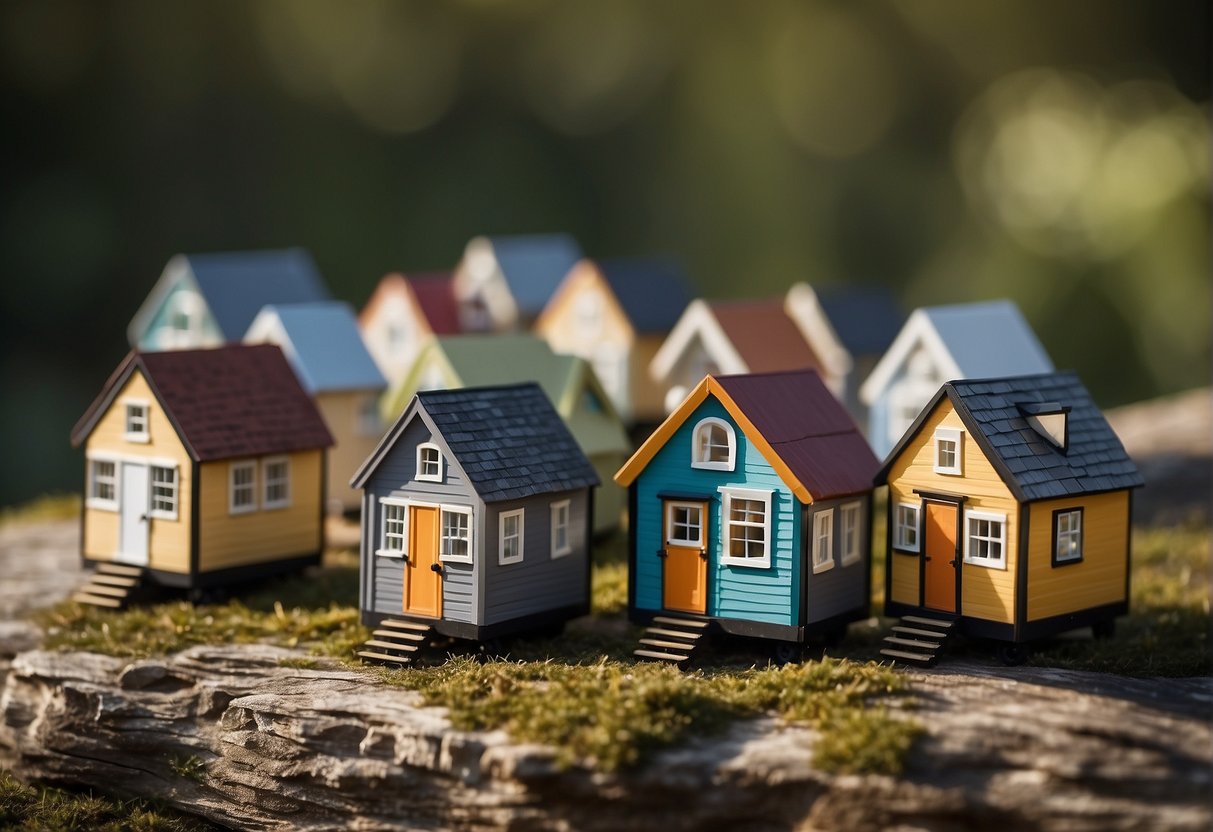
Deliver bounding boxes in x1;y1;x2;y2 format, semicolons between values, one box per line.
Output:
0;494;80;528
167;754;206;783
380;655;917;773
0;769;216;831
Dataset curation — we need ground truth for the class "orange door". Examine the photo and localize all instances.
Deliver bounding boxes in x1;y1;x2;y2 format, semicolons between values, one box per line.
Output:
405;506;442;618
662;500;708;614
923;502;957;613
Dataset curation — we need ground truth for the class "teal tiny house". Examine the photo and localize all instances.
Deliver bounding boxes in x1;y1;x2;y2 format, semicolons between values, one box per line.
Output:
614;370;880;663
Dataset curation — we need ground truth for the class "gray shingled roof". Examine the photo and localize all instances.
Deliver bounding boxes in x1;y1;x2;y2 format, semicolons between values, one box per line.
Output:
417;383;599;502
885;371;1142;501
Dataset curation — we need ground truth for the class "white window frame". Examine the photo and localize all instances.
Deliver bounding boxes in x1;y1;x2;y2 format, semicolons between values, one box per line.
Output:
378;498;408;558
812;509;835;574
1054;509;1083;565
963;509;1008;570
691;417;736;471
550;499;572;559
839;501;862;567
123;399;150;443
440;504;474;564
893;502;920;552
718;486;773;569
262;456;291;510
149;464;179;520
86;456;120;511
665;501;705;548
416;443;444;483
228;460;257;515
499;508;525;565
933;427;964;476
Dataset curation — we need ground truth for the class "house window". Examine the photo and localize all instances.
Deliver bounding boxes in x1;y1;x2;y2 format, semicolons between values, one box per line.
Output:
380;502;406;556
441;506;473;563
840;502;862;566
88;459;118;510
894;503;919;552
692;417;735;471
150;465;178;519
358;398;381;437
964;510;1007;569
666;502;704;547
719;487;772;568
812;509;834;573
934;427;963;475
550;499;572;558
263;457;291;509
499;509;524;565
229;461;257;514
416;443;443;482
124;401;150;442
1054;509;1083;566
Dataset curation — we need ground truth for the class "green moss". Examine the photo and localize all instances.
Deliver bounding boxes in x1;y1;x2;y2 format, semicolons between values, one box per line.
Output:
167;754;206;783
0;770;216;831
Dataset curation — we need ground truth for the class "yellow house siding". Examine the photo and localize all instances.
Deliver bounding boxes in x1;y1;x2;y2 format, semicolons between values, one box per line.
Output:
315;390;380;513
82;370;192;574
198;449;323;571
885;399;1019;623
630;334;667;422
1026;490;1129;621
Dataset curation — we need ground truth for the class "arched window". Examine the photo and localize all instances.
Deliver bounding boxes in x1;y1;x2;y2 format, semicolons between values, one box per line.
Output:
691;417;735;471
416;442;444;482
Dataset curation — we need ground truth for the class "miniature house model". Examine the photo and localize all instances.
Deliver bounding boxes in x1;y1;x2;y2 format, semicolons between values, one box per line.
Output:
127;248;330;351
70;345;332;604
244;301;387;513
351;384;598;649
358;272;460;386
451;233;583;333
877;371;1142;661
859;300;1054;457
614;370;880;663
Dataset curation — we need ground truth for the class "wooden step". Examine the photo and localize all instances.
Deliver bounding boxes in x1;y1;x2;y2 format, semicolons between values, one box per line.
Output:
96;563;145;577
903;615;954;630
643;627;702;642
379;619;433;633
633;648;691;663
879;648;935;664
883;635;942;651
72;592;123;608
362;640;420;653
90;574;139;588
892;625;948;640
639;637;700;651
79;584;130;599
357;650;413;665
372;629;426;642
652;616;709;629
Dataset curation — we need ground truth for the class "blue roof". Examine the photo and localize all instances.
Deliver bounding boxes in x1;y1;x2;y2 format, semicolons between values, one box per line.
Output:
488;234;583;318
256;302;385;394
923;300;1054;377
815;285;903;356
186;248;330;340
599;257;693;333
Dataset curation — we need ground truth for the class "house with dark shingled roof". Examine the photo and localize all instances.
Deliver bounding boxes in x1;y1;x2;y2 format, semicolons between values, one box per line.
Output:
875;370;1142;663
350;383;598;644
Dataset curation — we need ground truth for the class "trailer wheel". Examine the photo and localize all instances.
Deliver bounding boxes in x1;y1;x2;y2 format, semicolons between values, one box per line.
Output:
996;642;1030;666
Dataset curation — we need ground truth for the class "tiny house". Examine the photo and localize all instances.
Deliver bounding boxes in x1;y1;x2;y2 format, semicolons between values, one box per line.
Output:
358;272;460;386
876;371;1143;665
451;233;583;332
351;383;598;658
70;345;333;606
614;370;880;664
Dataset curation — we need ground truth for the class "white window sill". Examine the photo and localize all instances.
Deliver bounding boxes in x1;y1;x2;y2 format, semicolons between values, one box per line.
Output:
262;501;292;511
439;553;473;565
840;554;861;567
812;559;834;574
719;556;771;569
376;549;405;559
551;547;572;559
415;474;443;483
962;556;1007;571
228;505;257;516
149;510;178;521
691;461;734;472
123;433;150;444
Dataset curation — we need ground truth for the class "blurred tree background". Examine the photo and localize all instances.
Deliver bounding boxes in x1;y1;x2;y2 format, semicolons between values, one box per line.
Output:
0;0;1207;507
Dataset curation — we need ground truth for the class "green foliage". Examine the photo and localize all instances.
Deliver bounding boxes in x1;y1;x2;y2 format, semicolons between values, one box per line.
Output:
0;770;215;831
167;755;206;783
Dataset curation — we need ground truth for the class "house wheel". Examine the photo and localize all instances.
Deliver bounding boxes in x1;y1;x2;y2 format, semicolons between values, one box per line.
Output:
996;642;1030;666
1091;619;1116;640
771;642;803;666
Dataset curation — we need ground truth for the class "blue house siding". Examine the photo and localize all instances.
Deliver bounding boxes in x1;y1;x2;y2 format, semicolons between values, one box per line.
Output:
633;398;802;627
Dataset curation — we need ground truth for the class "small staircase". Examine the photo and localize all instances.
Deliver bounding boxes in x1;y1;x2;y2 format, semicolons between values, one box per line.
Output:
633;615;709;666
72;563;146;609
357;619;434;666
879;614;954;666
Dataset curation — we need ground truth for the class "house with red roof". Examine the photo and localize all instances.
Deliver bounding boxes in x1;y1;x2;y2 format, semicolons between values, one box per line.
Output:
358;272;461;386
69;344;333;606
614;369;879;665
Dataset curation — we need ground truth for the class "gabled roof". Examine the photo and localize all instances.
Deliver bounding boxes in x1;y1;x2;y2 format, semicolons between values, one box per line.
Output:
814;285;902;357
352;383;599;503
875;371;1143;501
710;300;822;373
487;233;583;318
359;272;460;336
598;257;693;334
616;370;878;503
247;302;385;395
186;248;330;340
71;345;333;461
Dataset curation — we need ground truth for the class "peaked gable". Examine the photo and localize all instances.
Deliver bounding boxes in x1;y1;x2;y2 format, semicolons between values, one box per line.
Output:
598;257;692;334
710;300;822;373
187;248;330;340
247;301;385;394
488;234;583;317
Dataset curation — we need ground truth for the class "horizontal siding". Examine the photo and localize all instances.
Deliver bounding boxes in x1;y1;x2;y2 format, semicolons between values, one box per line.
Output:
441;560;475;623
316;391;382;513
805;496;869;624
365;415;474;502
373;555;404;615
1027;491;1128;621
890;551;920;606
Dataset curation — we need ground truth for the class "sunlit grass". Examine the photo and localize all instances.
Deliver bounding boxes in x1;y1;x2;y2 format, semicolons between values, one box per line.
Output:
0;494;80;528
0;769;216;831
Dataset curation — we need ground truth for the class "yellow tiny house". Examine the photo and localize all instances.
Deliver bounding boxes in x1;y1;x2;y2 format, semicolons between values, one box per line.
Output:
71;345;333;604
876;372;1142;664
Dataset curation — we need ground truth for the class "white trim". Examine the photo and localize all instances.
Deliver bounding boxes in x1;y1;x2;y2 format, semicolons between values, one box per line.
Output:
498;508;525;565
933;427;964;476
550;499;572;558
893;502;920;552
86;455;120;512
665;500;705;548
416;443;444;482
691;417;736;471
859;308;962;406
85;450;178;467
839;501;862;566
228;460;257;515
718;486;773;568
440;504;474;564
148;464;179;520
783;283;853;392
963;508;1008;570
812;509;835;574
377;499;408;558
262;456;292;510
123;398;151;443
649;299;748;385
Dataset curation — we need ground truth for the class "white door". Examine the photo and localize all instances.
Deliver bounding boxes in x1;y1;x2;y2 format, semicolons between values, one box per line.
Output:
118;462;150;566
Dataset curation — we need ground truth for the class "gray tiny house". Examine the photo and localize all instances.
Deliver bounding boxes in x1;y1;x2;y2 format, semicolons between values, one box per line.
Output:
350;383;598;660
